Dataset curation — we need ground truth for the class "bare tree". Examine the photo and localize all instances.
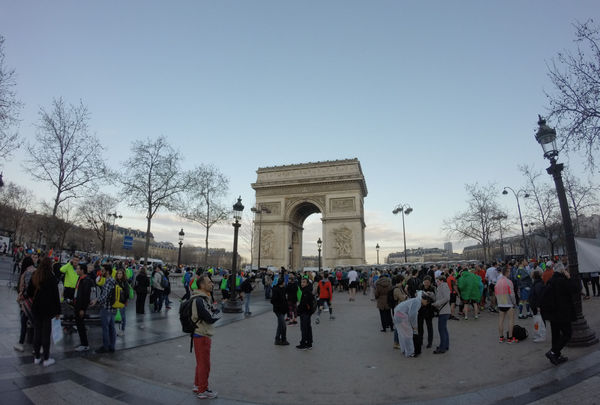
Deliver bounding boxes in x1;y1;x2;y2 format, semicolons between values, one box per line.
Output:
0;182;34;241
520;165;562;256
443;183;503;262
179;164;229;266
545;20;600;169
0;35;22;162
120;136;190;264
76;193;119;254
563;168;600;234
25;98;106;217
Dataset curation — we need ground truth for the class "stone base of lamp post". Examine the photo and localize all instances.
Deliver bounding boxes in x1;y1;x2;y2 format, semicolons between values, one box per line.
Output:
222;298;243;313
568;315;599;347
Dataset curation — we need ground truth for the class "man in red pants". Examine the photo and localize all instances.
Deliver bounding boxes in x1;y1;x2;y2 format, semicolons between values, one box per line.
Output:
191;274;221;399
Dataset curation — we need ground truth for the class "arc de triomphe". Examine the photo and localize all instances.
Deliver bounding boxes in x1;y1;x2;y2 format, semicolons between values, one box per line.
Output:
251;158;367;269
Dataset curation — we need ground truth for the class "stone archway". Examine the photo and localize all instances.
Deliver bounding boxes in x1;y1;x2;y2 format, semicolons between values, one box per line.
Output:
251;159;367;269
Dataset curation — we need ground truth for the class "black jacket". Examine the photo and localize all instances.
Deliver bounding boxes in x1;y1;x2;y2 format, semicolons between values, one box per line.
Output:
285;281;298;303
541;272;577;322
529;278;545;315
297;284;314;315
74;275;95;312
135;272;149;293
271;285;288;314
27;274;61;319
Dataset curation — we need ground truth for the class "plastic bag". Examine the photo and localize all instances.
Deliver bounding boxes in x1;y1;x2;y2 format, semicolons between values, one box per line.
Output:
51;318;63;344
115;308;122;323
533;313;546;341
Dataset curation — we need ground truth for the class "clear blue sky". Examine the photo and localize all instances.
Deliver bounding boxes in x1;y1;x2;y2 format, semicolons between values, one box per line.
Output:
1;1;598;262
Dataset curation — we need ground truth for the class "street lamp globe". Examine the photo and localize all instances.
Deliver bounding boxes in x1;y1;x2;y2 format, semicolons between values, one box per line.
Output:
535;115;558;159
502;189;508;195
178;228;185;242
317;237;322;250
404;207;413;215
233;196;244;221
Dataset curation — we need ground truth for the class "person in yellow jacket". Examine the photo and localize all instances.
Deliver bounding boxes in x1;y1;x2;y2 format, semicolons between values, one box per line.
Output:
60;255;80;301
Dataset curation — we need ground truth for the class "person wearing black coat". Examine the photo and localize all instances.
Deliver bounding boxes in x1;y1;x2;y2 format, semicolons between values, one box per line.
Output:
134;267;150;314
285;274;299;324
73;263;95;350
27;257;61;366
270;277;289;345
297;277;314;350
541;264;578;366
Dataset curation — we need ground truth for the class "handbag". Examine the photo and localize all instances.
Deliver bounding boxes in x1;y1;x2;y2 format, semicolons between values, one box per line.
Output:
20;297;35;321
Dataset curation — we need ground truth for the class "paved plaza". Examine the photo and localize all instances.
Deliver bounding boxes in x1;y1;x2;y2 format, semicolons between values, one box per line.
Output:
1;256;600;404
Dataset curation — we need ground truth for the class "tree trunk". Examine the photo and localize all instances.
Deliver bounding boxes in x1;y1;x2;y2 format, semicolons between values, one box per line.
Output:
204;201;210;266
144;215;152;265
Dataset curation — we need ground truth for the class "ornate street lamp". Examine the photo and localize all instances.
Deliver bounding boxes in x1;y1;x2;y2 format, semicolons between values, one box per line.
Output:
177;228;185;269
534;115;598;347
392;204;413;263
502;188;530;258
251;205;271;270
288;244;293;270
107;212;122;259
317;238;322;272
223;196;244;313
376;243;380;265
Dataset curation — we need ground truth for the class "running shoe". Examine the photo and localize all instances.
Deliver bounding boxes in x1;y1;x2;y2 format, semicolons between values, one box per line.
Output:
499;337;505;343
197;390;218;399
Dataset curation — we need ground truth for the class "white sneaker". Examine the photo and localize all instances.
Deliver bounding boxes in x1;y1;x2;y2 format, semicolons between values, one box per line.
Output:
533;338;546;343
13;343;24;352
117;330;124;337
197;390;218;399
33;357;42;365
43;358;55;367
74;345;90;352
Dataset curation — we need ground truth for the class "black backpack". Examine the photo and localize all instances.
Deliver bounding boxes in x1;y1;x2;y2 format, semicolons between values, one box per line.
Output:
513;324;528;341
387;288;397;309
180;297;199;333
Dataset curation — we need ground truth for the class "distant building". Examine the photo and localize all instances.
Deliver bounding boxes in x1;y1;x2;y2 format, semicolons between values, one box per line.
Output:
444;242;453;254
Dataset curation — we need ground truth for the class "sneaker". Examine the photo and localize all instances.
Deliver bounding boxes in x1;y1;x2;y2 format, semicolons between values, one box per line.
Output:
507;337;518;344
556;355;568;364
474;315;479;319
13;343;24;352
296;344;307;350
34;357;42;365
393;343;400;349
117;330;124;337
280;340;290;346
74;345;89;352
306;345;312;350
533;338;545;343
464;316;468;320
546;350;559;365
193;386;199;394
43;358;56;367
329;315;335;320
197;390;218;399
315;317;320;324
499;337;505;343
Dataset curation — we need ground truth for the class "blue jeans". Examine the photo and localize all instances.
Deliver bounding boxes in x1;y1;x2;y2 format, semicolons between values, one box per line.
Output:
244;292;251;314
264;284;272;299
275;313;286;341
154;290;165;312
100;308;116;350
438;314;450;351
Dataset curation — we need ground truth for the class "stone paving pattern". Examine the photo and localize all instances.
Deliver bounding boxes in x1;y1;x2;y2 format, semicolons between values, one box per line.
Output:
1;255;600;404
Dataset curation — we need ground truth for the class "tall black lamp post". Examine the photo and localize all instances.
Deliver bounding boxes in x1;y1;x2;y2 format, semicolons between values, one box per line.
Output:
288;244;293;270
177;228;184;268
223;197;244;313
251;205;271;270
376;243;380;265
317;238;322;272
535;115;598;347
392;204;413;263
491;214;508;259
107;212;122;259
502;188;530;258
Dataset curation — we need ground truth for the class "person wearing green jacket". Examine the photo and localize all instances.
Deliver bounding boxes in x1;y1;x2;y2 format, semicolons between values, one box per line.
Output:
458;269;482;320
60;255;80;301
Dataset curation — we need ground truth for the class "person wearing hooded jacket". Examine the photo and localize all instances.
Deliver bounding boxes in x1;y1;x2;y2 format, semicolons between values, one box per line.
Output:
297;277;315;350
374;274;393;332
458;269;482;320
271;277;289;345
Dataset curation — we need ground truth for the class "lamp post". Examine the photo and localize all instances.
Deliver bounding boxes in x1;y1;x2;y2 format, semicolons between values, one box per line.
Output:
177;228;184;269
288;244;293;270
317;238;322;272
251;205;271;270
37;230;43;249
392;204;413;263
524;222;536;258
223;196;244;313
534;115;598;347
107;212;122;259
376;243;380;265
492;214;508;259
502;187;530;258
